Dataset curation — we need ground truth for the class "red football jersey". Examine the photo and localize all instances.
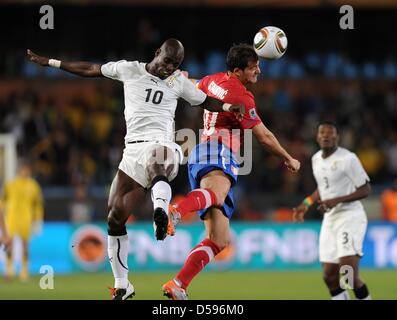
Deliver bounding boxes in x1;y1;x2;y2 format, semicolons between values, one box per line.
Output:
198;72;262;153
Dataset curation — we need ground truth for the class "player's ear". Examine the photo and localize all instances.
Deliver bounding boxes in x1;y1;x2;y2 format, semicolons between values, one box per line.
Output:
233;67;242;77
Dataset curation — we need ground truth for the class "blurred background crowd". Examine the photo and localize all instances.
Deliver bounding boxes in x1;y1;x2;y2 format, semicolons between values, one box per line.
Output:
1;2;397;222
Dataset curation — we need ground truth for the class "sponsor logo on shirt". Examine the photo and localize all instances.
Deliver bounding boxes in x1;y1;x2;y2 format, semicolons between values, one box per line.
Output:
249;108;257;119
166;75;176;88
208;81;228;99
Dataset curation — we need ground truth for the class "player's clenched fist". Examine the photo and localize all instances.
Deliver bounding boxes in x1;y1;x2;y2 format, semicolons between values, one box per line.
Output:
292;204;307;223
284;158;300;173
26;49;49;66
228;104;245;120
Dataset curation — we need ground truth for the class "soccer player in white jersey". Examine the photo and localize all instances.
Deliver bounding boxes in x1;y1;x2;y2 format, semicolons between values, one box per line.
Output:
27;39;243;300
293;122;371;300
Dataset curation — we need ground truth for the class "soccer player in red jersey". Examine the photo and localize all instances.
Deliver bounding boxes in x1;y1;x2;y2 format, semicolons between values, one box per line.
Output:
162;44;301;299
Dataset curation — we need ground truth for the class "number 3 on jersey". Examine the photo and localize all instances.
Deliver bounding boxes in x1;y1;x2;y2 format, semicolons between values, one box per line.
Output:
323;176;329;189
145;89;163;104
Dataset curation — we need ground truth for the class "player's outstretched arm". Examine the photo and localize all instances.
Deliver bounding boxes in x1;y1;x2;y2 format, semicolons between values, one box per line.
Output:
27;49;102;77
293;189;320;222
252;123;300;172
197;96;244;115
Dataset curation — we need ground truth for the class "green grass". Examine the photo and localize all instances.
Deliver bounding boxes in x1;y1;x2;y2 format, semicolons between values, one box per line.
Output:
0;270;396;300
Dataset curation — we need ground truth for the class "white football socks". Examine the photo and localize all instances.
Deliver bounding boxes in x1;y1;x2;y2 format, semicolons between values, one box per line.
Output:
108;235;129;289
151;180;172;214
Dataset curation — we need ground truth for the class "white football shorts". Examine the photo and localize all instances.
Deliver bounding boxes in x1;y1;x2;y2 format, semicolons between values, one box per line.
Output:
319;209;368;264
118;141;183;189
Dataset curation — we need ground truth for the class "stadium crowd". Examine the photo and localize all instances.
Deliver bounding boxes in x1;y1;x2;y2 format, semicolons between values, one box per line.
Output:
1;75;396;196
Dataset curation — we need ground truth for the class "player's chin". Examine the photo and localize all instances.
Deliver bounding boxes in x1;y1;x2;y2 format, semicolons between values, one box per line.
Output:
249;76;258;84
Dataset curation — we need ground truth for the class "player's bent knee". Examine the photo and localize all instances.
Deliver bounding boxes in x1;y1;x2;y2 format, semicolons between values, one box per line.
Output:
107;207;127;233
208;236;230;251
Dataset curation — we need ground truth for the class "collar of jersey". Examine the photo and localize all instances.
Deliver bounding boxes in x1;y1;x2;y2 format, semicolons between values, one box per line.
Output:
141;62;177;81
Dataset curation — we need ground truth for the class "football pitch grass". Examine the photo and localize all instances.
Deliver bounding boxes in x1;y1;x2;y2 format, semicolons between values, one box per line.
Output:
0;270;396;300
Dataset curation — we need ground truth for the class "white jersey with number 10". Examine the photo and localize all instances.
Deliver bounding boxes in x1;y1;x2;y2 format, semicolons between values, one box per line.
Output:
101;60;207;144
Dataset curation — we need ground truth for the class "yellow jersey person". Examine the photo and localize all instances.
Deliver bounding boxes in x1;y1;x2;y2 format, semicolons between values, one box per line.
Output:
1;160;44;281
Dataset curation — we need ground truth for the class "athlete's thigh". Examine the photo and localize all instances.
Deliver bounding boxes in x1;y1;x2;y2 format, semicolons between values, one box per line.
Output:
335;211;367;259
108;169;146;215
146;145;179;181
203;207;230;244
200;170;231;201
319;218;339;264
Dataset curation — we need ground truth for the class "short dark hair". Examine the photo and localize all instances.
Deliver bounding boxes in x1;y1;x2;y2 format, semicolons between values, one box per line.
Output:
318;121;338;133
226;43;258;71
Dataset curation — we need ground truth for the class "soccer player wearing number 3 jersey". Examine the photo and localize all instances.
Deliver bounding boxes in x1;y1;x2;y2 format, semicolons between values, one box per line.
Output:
162;44;300;300
27;39;244;300
293;122;372;300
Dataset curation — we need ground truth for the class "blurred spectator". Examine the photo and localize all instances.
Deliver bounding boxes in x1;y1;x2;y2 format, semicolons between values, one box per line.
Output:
272;207;294;222
1;71;397;221
381;179;397;222
1;160;44;281
356;136;385;178
236;197;263;221
69;184;94;223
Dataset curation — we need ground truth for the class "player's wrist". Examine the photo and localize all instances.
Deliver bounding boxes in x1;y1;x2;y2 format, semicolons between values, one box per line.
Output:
302;196;314;208
48;59;61;68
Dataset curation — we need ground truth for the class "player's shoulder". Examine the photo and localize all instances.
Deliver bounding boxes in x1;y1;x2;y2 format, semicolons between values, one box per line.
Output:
337;147;357;160
103;59;139;68
124;60;142;71
101;59;141;78
311;150;322;162
168;70;193;90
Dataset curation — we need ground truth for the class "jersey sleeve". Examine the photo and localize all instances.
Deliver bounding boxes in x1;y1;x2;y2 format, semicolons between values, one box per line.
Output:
100;60;136;82
179;75;207;106
345;153;370;188
238;94;262;129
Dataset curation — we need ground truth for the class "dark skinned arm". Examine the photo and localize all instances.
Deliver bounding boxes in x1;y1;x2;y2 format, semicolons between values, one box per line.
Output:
27;49;102;77
317;182;371;213
196;96;244;115
293;189;320;222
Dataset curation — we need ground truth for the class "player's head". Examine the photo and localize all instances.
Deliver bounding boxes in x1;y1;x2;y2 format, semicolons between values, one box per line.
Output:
226;43;260;85
17;158;32;178
317;121;339;151
152;38;184;79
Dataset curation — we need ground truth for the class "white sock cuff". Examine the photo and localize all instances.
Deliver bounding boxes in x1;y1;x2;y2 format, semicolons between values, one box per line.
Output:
108;234;128;247
188;246;215;261
200;189;213;208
